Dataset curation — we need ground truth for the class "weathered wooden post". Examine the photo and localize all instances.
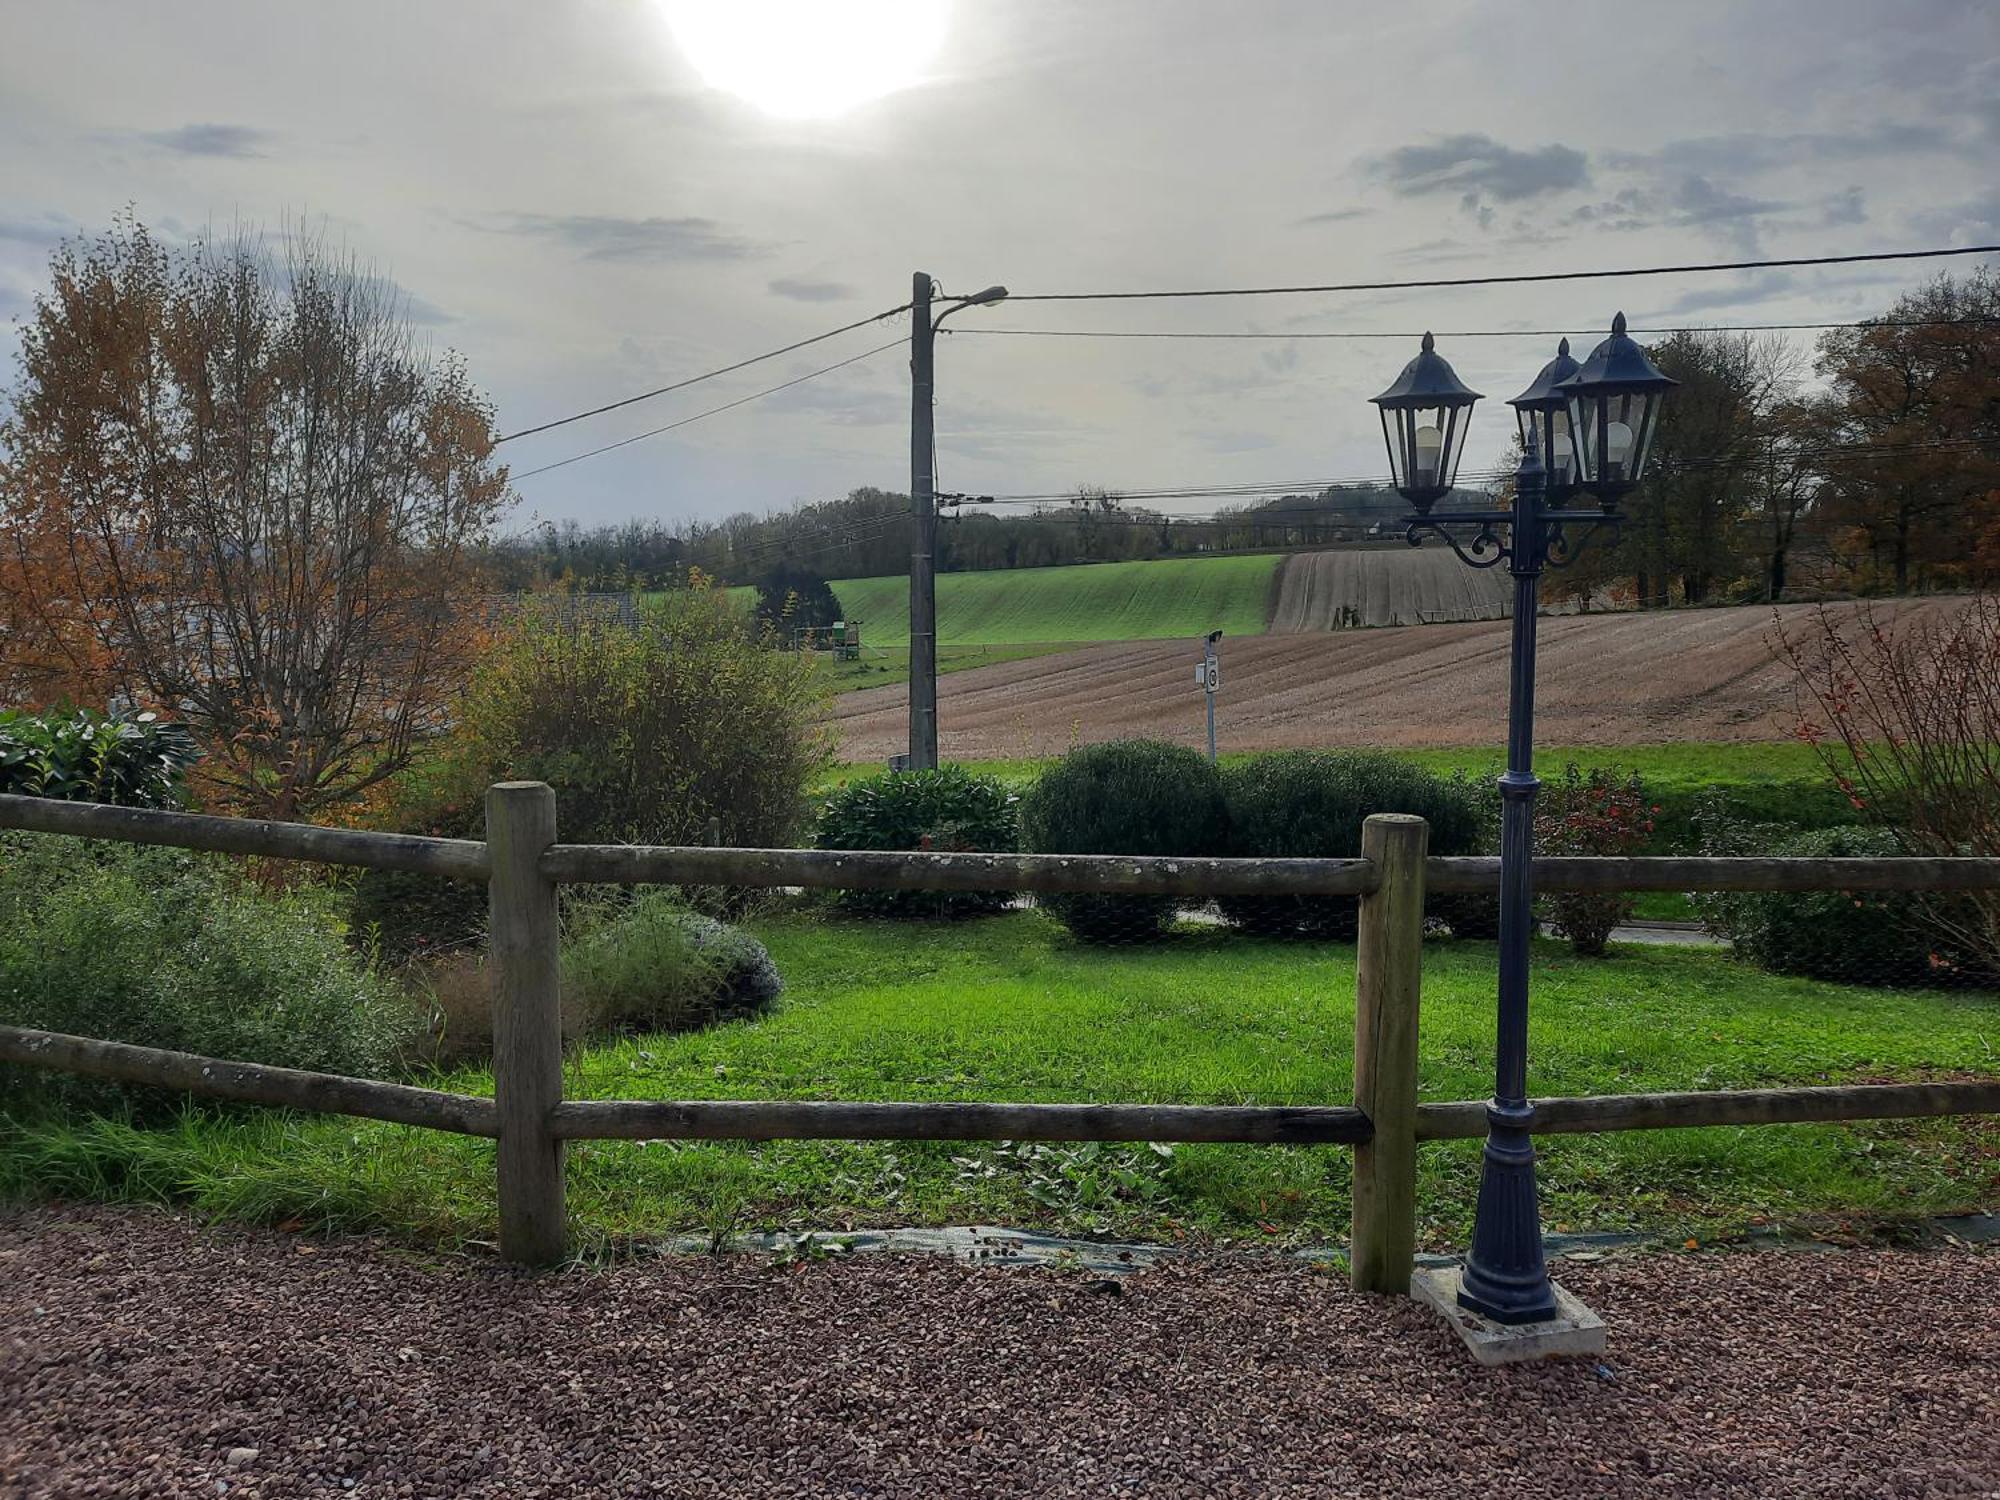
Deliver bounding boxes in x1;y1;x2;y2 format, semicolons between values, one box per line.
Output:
487;780;567;1266
1351;812;1429;1294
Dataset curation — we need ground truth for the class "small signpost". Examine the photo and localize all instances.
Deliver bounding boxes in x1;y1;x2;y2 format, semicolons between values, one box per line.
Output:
1197;629;1222;762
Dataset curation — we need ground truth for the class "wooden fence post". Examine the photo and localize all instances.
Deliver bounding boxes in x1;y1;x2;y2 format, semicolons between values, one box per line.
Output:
1351;812;1429;1295
487;781;567;1267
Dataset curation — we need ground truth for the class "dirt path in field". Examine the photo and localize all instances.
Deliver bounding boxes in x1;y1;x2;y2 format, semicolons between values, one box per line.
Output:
1268;546;1512;629
3;1205;1994;1498
832;599;1951;762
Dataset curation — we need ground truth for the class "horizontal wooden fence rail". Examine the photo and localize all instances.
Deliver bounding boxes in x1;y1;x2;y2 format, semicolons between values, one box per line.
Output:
1431;854;2000;894
1413;1080;2000;1140
541;843;1381;896
549;1099;1373;1144
0;793;489;882
0;1025;499;1137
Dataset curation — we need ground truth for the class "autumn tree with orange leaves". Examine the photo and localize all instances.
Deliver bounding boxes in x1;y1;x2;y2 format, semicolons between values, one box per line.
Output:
0;214;507;819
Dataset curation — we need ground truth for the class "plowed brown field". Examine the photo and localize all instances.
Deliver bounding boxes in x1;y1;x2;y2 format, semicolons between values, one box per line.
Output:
832;599;1946;761
1268;545;1511;629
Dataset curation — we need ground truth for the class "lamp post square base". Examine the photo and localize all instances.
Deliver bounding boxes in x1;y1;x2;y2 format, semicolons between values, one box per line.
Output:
1411;1265;1606;1366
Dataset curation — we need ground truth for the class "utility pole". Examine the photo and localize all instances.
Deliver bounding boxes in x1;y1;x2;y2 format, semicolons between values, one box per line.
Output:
905;274;1008;772
908;270;939;770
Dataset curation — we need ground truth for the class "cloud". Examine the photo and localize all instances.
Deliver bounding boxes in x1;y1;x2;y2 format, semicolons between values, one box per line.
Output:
768;275;856;303
1294;206;1373;227
0;212;78;251
142;123;273;158
1605;124;1957;177
1820;187;1868;227
1371;133;1588;206
482;214;768;263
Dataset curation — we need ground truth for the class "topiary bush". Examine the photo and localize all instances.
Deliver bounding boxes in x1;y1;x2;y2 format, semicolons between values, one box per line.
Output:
0;708;199;807
560;892;783;1036
1696;824;1942;986
816;766;1018;919
0;834;411;1117
1218;751;1486;939
1017;739;1229;942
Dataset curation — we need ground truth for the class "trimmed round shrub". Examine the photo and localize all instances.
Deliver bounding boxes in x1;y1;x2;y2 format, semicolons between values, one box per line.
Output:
560;893;782;1036
1018;740;1229;942
816;766;1019;919
1699;825;1941;986
1218;751;1486;938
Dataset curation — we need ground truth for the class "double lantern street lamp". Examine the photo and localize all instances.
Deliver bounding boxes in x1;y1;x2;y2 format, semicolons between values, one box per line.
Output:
1371;314;1677;1324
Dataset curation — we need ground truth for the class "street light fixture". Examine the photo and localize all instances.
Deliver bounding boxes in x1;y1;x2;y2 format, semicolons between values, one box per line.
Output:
1377;314;1675;1328
1369;332;1482;513
1559;310;1679;510
1507;338;1582;504
908;275;1010;771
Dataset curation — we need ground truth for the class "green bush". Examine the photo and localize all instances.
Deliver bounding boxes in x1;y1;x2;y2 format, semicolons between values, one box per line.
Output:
1218;751;1486;938
0;835;409;1116
816;766;1019;919
354;585;833;953
443;587;832;848
1696;825;1942;986
0;708;198;807
561;893;783;1035
1018;740;1229;942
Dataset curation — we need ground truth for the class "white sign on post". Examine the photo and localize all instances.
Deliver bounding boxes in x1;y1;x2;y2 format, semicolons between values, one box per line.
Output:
1204;658;1219;693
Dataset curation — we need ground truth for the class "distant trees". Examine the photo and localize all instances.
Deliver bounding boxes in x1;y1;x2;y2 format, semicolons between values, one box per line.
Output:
753;562;840;634
0;213;507;819
1574;269;2000;607
1810;269;2000;593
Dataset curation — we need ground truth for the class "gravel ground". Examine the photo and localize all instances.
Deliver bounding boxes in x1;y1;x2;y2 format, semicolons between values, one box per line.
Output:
2;1205;1995;1499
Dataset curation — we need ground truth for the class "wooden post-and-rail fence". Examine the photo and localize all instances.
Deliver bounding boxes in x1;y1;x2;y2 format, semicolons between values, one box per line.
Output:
2;788;1998;1283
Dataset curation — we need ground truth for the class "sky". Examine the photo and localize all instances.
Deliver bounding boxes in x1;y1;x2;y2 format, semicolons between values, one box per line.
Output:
2;0;1996;533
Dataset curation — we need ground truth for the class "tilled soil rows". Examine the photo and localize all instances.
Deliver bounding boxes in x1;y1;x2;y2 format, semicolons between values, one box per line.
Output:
3;1205;1995;1498
830;598;1953;762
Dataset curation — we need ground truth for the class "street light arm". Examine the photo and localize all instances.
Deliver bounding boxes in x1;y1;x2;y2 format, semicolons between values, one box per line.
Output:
933;285;1010;331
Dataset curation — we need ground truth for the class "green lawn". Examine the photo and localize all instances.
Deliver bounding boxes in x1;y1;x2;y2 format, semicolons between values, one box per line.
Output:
9;913;1992;1255
825;555;1280;647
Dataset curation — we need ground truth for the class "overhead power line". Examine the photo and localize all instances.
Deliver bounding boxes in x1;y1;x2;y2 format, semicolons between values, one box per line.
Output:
954;315;2000;343
950;437;1992;510
1005;244;2000;304
495;304;912;445
510;340;903;481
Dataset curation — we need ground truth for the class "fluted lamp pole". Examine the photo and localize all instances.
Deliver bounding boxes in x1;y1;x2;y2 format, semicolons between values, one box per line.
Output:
1373;316;1676;1327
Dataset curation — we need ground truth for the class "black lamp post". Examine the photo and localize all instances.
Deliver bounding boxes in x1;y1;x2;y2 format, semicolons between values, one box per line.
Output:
1373;315;1676;1325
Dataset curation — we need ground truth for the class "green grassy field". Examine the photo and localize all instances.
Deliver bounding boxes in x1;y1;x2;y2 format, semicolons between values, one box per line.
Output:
825;555;1280;647
7;913;1991;1254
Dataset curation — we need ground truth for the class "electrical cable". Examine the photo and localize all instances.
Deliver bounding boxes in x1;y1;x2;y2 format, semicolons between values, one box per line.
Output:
952;315;2000;342
494;304;911;445
510;340;903;480
1004;244;2000;304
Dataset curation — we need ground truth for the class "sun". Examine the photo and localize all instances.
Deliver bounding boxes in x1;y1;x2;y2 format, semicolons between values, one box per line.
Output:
659;0;951;120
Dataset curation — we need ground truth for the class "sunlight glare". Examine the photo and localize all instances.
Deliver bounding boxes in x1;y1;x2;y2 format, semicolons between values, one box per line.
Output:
660;0;951;120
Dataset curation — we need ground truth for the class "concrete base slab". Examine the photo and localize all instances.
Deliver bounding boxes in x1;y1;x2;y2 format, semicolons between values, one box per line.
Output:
1410;1265;1607;1366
